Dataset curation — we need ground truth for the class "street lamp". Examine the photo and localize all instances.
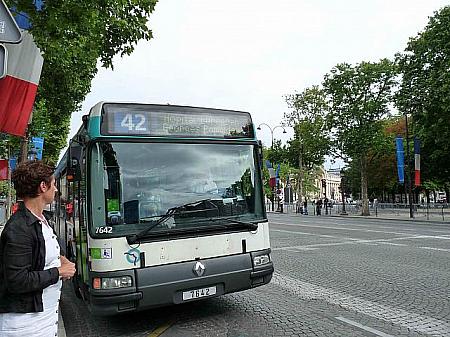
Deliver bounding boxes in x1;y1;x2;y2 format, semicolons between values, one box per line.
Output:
256;123;287;212
256;123;287;148
340;169;347;215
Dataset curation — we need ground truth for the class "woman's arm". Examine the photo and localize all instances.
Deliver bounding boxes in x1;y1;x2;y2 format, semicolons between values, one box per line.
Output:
3;230;59;294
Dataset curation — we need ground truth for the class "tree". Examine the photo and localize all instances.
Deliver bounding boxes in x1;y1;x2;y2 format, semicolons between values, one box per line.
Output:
323;59;397;215
396;6;450;193
344;117;407;203
284;86;330;208
5;0;158;163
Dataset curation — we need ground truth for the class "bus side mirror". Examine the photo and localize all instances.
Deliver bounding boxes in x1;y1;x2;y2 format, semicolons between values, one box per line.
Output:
257;140;264;166
82;114;89;129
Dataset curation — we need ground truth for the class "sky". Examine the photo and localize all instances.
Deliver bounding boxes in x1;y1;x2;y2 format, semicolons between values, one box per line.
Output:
68;0;449;168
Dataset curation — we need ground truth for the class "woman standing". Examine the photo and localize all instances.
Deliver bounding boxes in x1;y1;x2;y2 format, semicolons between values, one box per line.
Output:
0;161;76;337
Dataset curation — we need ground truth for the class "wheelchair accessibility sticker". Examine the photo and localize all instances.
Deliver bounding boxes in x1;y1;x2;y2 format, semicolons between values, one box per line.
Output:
124;248;140;266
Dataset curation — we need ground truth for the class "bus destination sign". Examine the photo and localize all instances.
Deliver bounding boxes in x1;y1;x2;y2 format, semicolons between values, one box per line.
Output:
101;104;254;138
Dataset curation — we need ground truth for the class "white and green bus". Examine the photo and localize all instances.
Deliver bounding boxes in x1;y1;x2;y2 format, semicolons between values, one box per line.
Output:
54;102;273;315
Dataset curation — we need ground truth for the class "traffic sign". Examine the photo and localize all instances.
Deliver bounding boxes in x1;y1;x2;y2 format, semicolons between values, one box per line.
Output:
0;43;6;78
0;0;22;43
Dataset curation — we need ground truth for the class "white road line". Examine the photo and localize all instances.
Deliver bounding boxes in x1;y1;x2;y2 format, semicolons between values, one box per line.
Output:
272;273;450;336
335;316;394;337
419;246;450;253
377;242;408;246
271;229;361;240
272;235;422;251
317;221;450;234
270;221;415;236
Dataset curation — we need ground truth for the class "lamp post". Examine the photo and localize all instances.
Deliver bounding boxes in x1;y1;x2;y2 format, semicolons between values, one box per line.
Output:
340;169;347;215
256;123;287;148
257;123;287;212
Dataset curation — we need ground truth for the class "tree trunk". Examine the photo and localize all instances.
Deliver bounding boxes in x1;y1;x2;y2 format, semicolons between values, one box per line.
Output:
360;155;370;216
19;133;28;163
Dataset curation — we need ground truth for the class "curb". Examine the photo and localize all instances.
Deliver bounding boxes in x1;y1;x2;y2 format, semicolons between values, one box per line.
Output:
329;214;450;225
267;211;450;225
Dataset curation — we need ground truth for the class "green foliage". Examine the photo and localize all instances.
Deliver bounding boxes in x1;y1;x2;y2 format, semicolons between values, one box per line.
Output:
396;6;450;185
344;117;404;200
0;181;13;198
323;59;397;160
286;120;329;170
5;0;158;163
266;140;289;166
284;86;330;169
323;59;397;214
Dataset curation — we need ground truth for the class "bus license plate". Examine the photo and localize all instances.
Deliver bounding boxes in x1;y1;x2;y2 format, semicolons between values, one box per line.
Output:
182;286;217;301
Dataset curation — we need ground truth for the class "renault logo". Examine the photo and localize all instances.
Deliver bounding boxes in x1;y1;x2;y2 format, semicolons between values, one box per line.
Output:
193;261;206;277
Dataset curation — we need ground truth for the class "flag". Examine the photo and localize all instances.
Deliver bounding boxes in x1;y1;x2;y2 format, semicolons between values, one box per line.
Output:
0;159;8;180
414;137;420;186
9;157;17;171
31;136;44;160
0;31;44;136
395;137;405;184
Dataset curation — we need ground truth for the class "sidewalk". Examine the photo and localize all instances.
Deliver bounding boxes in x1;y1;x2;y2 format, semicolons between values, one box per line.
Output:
267;208;450;224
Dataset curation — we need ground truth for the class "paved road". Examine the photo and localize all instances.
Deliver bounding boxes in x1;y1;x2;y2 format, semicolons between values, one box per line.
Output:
60;214;450;336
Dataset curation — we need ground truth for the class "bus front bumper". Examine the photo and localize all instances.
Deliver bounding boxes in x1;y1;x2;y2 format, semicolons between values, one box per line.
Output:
88;250;273;315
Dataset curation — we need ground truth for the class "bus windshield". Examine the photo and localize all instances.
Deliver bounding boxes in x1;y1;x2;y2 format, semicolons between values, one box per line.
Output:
90;141;265;237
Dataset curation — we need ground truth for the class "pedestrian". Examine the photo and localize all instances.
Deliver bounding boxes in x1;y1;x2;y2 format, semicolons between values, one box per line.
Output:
303;199;308;215
316;198;322;215
0;161;76;337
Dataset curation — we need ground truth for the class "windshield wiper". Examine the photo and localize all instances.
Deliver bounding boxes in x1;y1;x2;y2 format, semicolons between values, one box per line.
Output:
208;217;258;231
126;199;213;244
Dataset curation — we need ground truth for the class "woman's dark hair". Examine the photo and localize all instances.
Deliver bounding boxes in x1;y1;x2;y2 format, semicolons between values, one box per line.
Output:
12;161;55;198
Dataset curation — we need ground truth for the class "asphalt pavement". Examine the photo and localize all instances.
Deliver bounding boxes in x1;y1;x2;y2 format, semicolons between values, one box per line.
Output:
55;213;450;336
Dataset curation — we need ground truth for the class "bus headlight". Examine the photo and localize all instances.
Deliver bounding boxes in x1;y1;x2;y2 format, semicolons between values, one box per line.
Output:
253;254;270;267
93;276;133;289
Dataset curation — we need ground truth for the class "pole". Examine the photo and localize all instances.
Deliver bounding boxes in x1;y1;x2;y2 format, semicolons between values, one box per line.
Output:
271;129;275;212
340;171;347;215
6;145;12;218
256;123;287;213
19;131;28;163
405;113;414;218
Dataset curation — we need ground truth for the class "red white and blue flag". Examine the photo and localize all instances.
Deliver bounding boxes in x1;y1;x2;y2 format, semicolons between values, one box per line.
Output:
0;31;43;136
414;137;420;187
0;159;8;180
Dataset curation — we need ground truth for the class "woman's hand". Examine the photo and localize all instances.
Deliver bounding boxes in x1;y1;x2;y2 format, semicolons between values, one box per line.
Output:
58;256;76;280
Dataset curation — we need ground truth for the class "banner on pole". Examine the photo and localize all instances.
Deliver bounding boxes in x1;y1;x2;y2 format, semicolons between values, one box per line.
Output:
395;137;405;184
0;159;8;180
9;157;16;171
414;137;420;186
31;136;44;160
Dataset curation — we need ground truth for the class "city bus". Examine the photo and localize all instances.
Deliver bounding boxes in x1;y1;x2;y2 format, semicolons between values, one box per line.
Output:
53;102;273;315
